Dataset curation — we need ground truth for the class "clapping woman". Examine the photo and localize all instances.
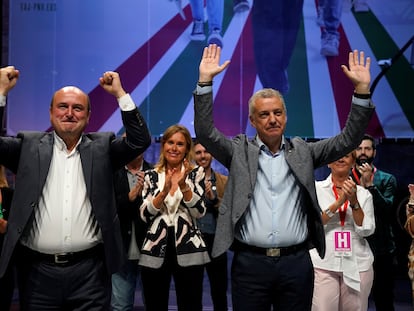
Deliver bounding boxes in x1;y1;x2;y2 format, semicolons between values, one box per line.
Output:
139;124;209;311
310;151;375;311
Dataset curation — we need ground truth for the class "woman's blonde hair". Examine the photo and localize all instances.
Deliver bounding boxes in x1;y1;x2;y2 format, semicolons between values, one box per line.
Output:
155;124;194;172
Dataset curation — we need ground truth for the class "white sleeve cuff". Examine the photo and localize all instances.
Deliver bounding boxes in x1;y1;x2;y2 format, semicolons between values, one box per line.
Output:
195;85;212;95
118;93;136;111
352;96;372;107
0;95;6;107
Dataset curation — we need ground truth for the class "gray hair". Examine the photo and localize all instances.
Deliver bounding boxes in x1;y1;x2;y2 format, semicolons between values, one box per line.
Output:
248;88;286;116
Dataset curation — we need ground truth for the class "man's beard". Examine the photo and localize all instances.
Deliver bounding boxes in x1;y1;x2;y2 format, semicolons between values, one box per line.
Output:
356;156;374;166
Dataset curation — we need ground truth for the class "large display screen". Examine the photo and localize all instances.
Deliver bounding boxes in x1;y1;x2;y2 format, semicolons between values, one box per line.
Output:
6;0;414;138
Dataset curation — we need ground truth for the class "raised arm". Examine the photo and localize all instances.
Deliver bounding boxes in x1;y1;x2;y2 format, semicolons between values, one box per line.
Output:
341;50;371;94
198;44;231;83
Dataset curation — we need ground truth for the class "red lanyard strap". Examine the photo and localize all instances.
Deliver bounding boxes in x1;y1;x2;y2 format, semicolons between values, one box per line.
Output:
332;184;348;227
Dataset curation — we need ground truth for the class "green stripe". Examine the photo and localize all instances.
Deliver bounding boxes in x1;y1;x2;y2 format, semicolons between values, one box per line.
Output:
353;10;414;130
285;19;314;137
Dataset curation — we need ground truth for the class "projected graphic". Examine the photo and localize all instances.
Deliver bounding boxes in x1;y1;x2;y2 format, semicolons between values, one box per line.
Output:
6;0;414;138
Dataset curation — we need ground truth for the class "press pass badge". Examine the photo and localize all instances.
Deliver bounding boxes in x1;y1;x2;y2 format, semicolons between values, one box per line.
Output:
334;230;352;257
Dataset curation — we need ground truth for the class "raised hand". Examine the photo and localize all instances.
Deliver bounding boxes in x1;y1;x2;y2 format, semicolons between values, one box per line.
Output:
199;44;231;83
177;159;192;189
0;66;20;96
99;71;126;98
409;184;414;198
406;184;414;216
341;50;371;94
163;168;174;195
129;171;145;202
204;180;215;200
342;178;358;204
357;162;374;187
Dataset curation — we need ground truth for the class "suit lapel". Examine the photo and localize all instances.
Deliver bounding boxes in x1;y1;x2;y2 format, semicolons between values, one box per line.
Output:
247;138;260;188
78;135;92;195
38;134;54;193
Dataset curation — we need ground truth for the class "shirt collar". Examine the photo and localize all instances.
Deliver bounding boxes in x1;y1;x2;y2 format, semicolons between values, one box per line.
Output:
53;132;82;154
255;135;285;155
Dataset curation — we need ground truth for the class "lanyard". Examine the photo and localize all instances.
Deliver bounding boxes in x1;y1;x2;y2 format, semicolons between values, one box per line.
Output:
332;184;348;226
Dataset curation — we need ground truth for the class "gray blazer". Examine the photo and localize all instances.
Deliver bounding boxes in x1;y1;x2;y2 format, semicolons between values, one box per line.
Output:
193;91;374;259
0;108;151;277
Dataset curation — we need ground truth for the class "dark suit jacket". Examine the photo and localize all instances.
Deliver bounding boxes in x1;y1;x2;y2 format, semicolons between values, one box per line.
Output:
0;108;151;277
113;160;152;255
194;90;375;259
0;187;14;252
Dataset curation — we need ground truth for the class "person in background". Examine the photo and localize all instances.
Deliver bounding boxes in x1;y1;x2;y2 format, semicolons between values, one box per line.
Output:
139;124;210;311
193;44;374;310
193;139;229;311
351;133;397;311
189;0;224;47
0;165;15;311
111;151;153;310
310;151;375;310
0;65;151;310
0;80;16;310
403;184;414;308
250;0;304;94
316;0;344;57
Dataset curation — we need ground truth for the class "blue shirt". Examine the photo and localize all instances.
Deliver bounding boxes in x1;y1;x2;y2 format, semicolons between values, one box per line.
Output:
235;136;308;248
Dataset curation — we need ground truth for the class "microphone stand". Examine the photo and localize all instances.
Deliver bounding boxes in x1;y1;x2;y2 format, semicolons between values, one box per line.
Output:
370;35;414;95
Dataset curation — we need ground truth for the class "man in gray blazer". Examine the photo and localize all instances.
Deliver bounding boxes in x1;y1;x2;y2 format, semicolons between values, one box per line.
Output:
193;44;374;311
0;66;151;310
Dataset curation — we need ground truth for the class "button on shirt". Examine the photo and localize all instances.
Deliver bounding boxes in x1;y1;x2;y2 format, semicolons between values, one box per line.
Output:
235;136;308;248
22;133;101;254
19;94;136;254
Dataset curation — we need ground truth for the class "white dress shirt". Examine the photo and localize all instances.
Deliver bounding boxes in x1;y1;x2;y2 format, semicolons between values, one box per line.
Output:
310;174;375;291
19;93;135;254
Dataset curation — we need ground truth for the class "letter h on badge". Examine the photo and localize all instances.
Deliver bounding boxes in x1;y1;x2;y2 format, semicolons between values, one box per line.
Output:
334;231;351;252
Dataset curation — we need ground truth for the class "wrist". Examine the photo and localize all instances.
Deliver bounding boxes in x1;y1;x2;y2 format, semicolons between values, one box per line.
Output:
354;84;370;94
366;185;376;191
353;92;371;99
116;90;127;99
197;81;213;87
350;201;361;210
324;208;335;218
181;185;191;193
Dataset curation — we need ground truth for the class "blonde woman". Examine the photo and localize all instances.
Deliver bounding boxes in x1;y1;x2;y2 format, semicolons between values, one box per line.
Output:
139;124;209;311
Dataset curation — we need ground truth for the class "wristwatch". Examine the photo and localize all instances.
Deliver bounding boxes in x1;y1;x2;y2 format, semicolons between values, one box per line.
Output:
350;202;361;210
324;208;335;218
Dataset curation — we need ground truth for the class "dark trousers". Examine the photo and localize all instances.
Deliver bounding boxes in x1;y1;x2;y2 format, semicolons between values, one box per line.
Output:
371;252;395;311
16;246;111;311
252;0;304;94
203;233;228;311
231;248;313;311
141;228;204;311
0;264;15;310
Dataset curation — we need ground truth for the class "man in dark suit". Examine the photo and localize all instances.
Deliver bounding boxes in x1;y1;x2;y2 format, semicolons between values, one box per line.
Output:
111;152;152;310
0;65;151;310
193;44;374;311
